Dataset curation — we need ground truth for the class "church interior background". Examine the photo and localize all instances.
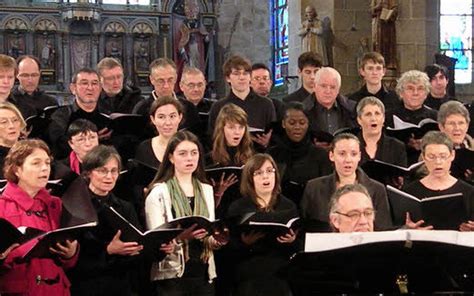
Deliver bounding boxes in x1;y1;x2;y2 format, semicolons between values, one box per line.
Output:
0;0;473;102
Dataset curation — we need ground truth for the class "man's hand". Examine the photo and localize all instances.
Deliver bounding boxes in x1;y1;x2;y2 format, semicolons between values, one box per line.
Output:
98;127;113;141
252;130;272;148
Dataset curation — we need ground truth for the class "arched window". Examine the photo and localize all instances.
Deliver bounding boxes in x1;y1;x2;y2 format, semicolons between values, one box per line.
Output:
271;0;288;87
440;0;472;83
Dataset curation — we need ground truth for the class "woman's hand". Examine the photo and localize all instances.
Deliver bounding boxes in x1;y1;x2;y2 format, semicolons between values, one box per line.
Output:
277;229;297;244
0;243;19;260
211;173;238;206
460;221;474;232
106;230;143;256
405;212;433;230
241;231;265;246
50;240;78;259
212;228;230;248
177;224;208;241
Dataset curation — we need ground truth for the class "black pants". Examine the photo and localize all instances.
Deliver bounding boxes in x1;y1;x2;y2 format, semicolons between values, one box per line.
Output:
155;277;214;296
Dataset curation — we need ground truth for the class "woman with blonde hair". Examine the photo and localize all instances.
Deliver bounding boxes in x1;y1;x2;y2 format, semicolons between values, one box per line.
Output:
0;102;26;178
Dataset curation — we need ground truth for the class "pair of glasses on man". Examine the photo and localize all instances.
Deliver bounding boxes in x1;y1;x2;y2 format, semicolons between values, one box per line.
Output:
336;209;375;221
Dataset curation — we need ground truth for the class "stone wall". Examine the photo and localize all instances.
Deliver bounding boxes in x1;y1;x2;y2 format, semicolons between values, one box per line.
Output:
215;0;273;97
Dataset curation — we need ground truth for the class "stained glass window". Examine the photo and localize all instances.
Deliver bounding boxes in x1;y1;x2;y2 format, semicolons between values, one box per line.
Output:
271;0;288;86
440;0;472;84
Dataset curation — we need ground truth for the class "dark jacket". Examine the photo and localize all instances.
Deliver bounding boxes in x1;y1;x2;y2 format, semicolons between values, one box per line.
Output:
347;84;400;113
68;192;142;296
300;168;392;231
302;93;357;134
11;86;58;118
282;87;311;104
269;135;333;206
99;85;143;114
358;132;407;167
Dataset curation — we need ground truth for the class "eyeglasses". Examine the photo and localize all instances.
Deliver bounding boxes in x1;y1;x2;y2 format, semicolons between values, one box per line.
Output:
444;121;467;128
424;153;451;162
336;209;375;221
72;134;98;144
76;80;100;88
94;167;120;177
0;117;21;127
253;167;276;177
252;76;270;82
404;86;426;93
183;82;205;89
18;73;40;79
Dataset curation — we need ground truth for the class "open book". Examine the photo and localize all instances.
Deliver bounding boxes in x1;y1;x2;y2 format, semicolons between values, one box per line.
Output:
304;230;474;253
0;218;44;254
386;115;438;140
361;160;424;178
99;112;147;136
23;221;98;259
205;165;244;182
387;185;467;230
103;206;182;254
240;217;301;237
25;105;64;138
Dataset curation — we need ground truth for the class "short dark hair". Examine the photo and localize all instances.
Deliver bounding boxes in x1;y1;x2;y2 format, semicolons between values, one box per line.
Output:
17;55;41;70
283;101;308;119
4;139;52;184
251;63;272;77
330;133;360;152
223;55;251;78
424;64;449;81
298;51;323;71
66;119;98;140
71;68;100;84
81;145;122;175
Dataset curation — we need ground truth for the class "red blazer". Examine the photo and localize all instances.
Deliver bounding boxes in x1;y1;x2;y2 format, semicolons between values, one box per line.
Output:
0;182;78;296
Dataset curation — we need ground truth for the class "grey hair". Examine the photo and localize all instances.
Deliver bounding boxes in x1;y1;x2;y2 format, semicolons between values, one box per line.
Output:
438;100;470;126
421;131;454;154
328;184;373;216
356;96;386;117
315;67;341;89
396;70;431;96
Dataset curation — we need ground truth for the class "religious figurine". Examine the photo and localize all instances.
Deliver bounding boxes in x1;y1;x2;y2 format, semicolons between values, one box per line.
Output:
41;40;55;69
175;0;209;73
135;41;149;71
298;5;328;65
371;0;398;70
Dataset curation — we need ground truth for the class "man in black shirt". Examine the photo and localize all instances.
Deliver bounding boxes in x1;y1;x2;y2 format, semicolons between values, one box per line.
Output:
302;67;357;147
347;52;399;112
282;51;322;104
97;57;143;114
49;68;111;159
208;55;276;147
424;64;452;110
13;55;57;118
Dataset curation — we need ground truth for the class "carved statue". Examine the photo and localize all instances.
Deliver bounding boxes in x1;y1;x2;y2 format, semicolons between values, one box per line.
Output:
41;40;55;69
371;0;398;69
135;41;149;71
175;0;209;72
298;5;328;65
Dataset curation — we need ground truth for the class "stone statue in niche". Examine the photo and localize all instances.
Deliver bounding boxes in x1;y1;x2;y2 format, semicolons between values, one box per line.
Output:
174;0;209;73
8;37;24;59
41;39;55;69
371;0;398;70
298;5;329;65
134;41;150;71
106;40;123;62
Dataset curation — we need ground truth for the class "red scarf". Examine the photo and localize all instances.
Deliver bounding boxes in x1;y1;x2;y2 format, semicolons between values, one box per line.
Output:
69;151;81;174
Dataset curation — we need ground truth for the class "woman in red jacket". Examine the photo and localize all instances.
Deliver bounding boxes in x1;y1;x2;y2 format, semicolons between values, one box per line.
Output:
0;139;78;296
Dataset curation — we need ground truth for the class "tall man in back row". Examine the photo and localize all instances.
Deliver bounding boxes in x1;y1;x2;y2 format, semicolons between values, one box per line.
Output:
208;55;276;148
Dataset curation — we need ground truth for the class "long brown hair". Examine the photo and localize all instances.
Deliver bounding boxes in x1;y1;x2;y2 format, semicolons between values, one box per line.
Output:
148;131;207;192
211;104;253;165
240;153;281;212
